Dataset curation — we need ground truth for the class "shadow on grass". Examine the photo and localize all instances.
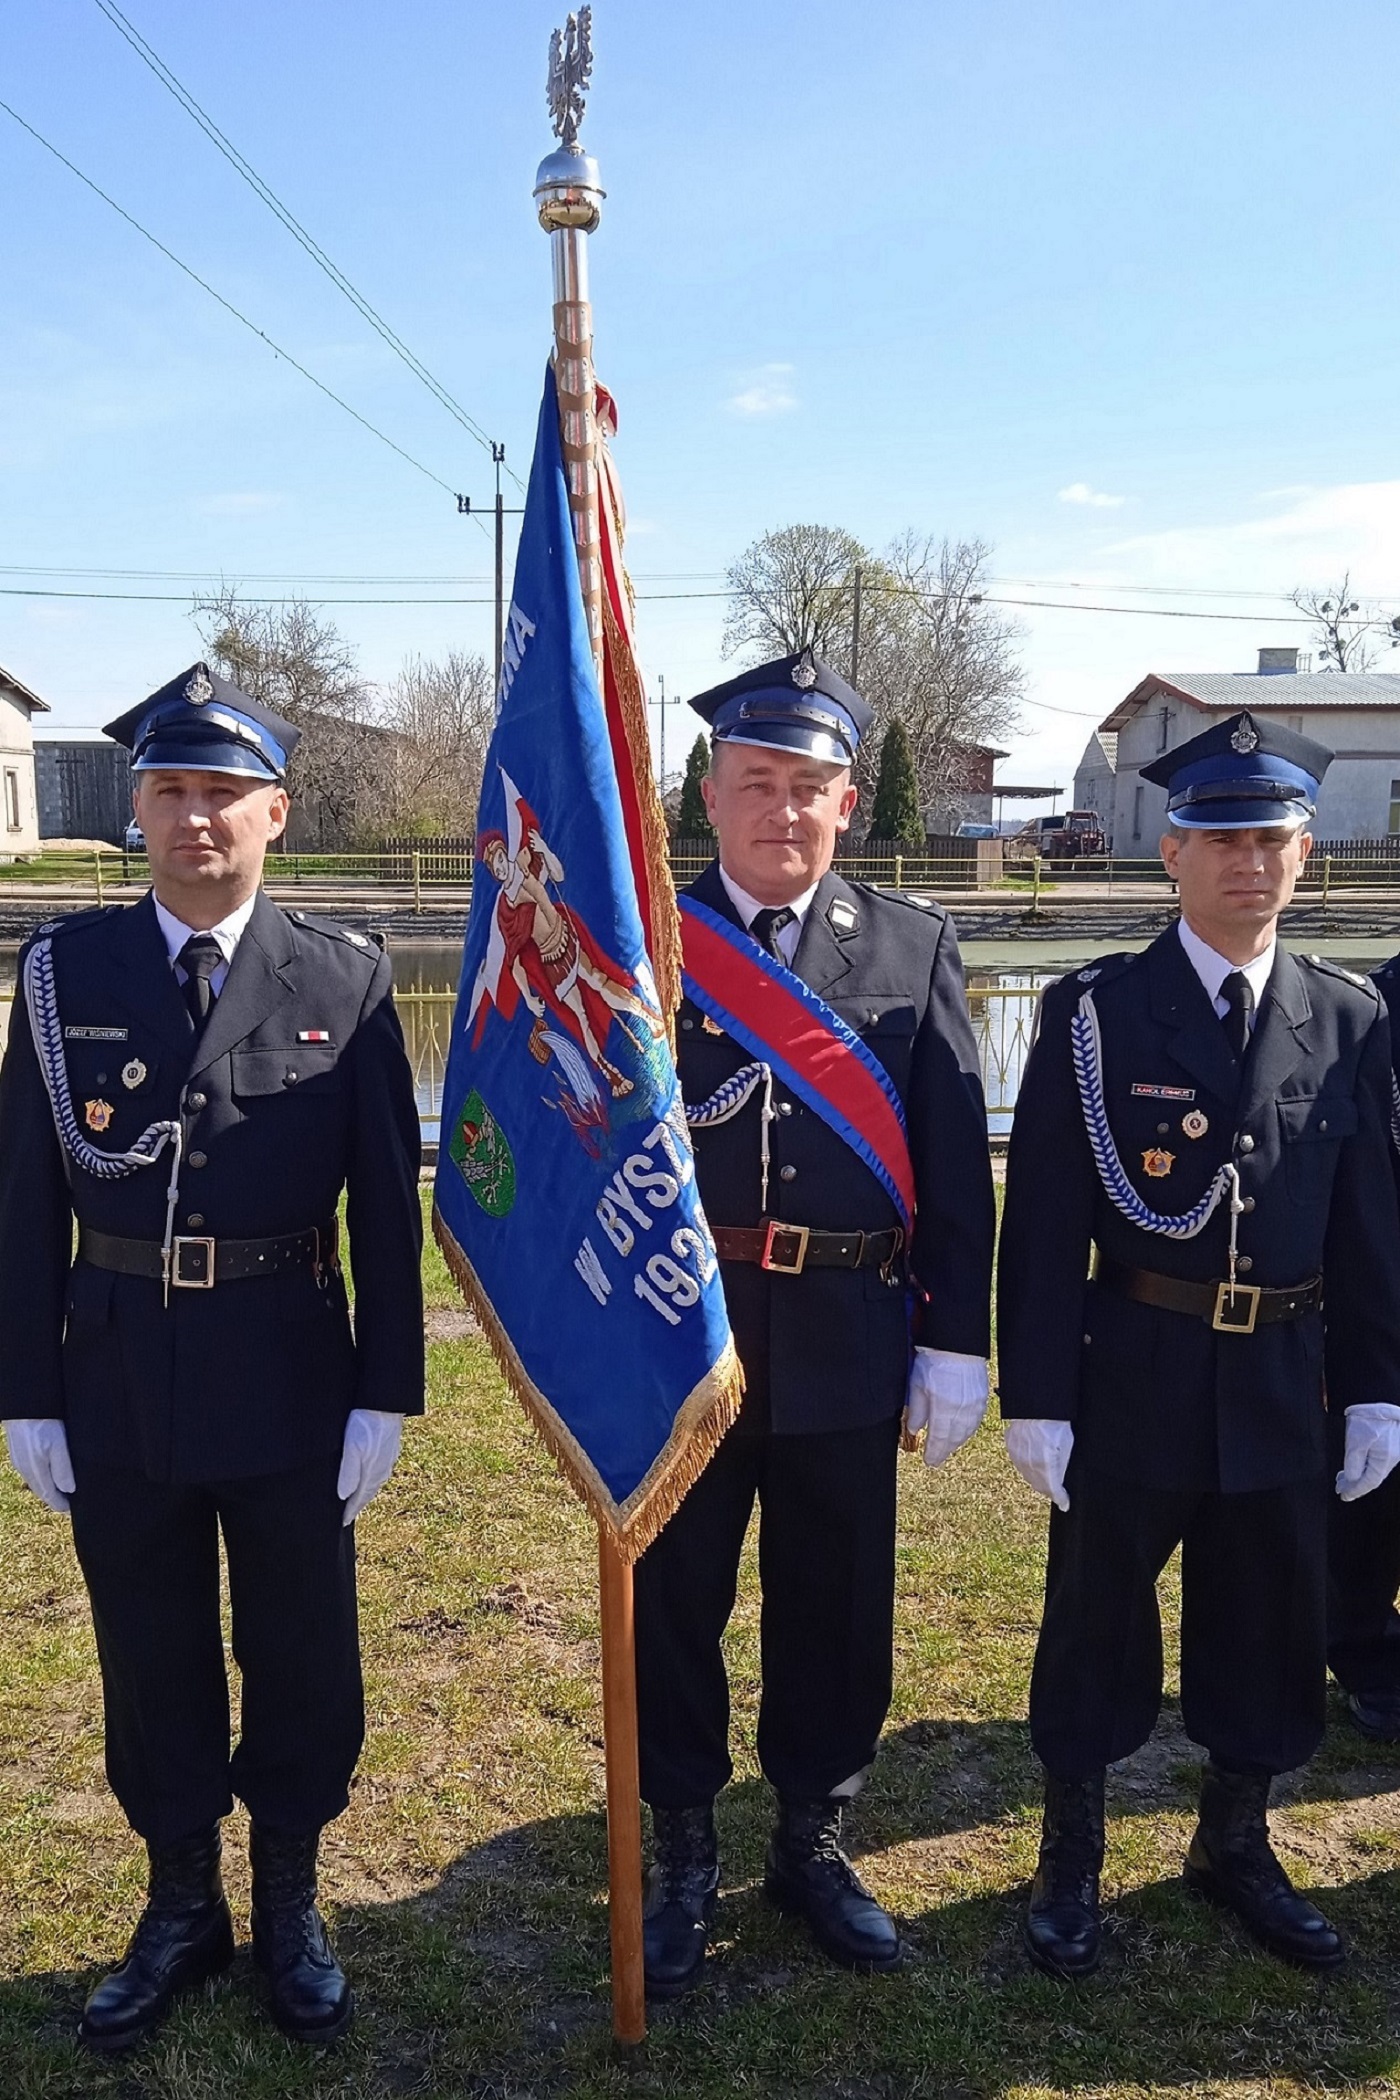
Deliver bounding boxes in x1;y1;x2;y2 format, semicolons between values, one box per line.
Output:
5;1722;1400;2099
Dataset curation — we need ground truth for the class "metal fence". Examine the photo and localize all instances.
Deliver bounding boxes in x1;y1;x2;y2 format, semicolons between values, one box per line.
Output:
0;981;1044;1136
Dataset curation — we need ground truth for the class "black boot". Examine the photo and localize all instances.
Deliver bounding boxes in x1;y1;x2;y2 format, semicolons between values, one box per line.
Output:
1345;1687;1400;1742
249;1826;353;2042
642;1804;720;1999
764;1799;903;1973
1183;1762;1345;1973
1024;1772;1105;1981
78;1827;234;2053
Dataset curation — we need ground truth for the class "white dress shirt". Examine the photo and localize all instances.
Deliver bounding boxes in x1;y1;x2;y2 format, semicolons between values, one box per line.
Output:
1177;917;1276;1036
717;867;819;967
153;892;257;1000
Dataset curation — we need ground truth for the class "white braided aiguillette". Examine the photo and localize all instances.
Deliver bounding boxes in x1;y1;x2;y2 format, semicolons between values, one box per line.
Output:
1071;990;1233;1239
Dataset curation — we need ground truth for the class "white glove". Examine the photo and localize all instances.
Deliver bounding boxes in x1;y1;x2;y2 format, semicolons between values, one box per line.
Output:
1004;1418;1074;1512
5;1419;77;1514
1336;1404;1400;1503
336;1409;404;1526
904;1349;989;1470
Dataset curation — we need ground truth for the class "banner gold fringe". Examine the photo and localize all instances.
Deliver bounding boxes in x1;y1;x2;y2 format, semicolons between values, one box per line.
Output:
433;1203;744;1562
601;587;682;1030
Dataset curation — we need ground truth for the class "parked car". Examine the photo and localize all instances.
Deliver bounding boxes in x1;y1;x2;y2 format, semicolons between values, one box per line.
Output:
956;822;997;839
123;820;146;854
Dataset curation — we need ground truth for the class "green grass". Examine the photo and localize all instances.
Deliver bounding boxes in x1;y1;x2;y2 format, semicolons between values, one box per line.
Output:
3;1202;1400;2096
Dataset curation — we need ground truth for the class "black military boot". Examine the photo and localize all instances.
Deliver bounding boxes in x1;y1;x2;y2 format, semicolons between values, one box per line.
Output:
1183;1761;1345;1972
1024;1772;1105;1982
78;1826;234;2052
249;1826;353;2042
1345;1687;1400;1743
643;1805;720;1999
764;1799;903;1972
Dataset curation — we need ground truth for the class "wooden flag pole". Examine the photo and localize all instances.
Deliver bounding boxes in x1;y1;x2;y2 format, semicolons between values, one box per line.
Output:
598;1533;647;2044
537;15;646;2045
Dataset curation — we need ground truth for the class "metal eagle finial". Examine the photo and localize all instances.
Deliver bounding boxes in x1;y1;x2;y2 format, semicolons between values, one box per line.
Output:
547;7;593;150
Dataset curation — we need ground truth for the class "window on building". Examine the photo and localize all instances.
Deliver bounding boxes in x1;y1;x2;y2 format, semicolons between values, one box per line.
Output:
1389;781;1400;835
1133;784;1144;839
3;769;20;832
1158;707;1171;753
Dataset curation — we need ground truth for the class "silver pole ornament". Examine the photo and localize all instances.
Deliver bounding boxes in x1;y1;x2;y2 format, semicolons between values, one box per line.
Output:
535;8;606;672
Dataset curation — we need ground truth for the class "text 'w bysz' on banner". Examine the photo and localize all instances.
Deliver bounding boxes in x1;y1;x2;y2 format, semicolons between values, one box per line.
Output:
432;365;741;1559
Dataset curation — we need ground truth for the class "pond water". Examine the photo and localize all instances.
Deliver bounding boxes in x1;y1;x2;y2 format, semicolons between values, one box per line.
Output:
6;934;1396;1142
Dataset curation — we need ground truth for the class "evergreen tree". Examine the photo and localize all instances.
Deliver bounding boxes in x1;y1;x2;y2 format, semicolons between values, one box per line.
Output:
867;718;923;843
676;734;713;839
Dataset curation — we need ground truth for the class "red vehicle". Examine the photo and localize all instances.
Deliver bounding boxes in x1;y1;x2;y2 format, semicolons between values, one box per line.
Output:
1008;811;1107;863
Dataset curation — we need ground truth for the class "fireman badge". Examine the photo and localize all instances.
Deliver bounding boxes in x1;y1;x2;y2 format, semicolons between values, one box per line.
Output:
85;1098;116;1133
1182;1110;1209;1140
1141;1147;1174;1179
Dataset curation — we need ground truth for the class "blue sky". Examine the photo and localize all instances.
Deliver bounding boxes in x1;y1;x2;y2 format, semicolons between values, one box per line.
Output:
3;0;1398;792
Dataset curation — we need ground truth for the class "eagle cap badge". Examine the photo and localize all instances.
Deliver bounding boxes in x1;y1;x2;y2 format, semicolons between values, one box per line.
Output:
1230;714;1260;755
184;665;214;706
791;655;819;690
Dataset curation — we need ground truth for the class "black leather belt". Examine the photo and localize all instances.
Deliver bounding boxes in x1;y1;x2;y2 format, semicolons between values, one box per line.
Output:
1094;1252;1322;1336
78;1221;338;1290
711;1222;903;1278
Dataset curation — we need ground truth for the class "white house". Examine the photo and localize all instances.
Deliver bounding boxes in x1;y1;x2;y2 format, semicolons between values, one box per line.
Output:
0;662;49;857
1072;729;1118;829
1085;651;1400;851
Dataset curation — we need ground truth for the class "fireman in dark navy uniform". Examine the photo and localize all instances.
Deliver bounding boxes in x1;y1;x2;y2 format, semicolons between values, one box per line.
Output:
633;654;995;1996
0;665;424;2051
1327;949;1400;1738
999;711;1400;1983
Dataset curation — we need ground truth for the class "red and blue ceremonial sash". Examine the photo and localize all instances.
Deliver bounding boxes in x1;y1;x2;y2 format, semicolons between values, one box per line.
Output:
678;894;916;1234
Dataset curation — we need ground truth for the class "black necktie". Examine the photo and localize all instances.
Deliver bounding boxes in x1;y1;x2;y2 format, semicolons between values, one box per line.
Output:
750;906;795;961
178;933;223;1028
1220;969;1255;1060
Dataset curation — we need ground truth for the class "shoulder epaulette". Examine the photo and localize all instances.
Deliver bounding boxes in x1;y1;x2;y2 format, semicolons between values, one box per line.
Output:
1041;950;1138;1008
866;883;945;917
286;909;378;956
19;903;122;959
1301;953;1382;1002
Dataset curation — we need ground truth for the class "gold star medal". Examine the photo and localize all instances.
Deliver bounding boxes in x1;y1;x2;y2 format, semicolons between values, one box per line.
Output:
1141;1147;1174;1179
85;1099;115;1133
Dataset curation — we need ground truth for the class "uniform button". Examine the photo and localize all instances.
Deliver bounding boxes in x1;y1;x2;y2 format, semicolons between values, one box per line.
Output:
681;1018;694;1031
283;1071;299;1086
186;1213;205;1228
1237;1256;1253;1273
186;1091;207;1112
1238;1134;1254;1154
778;1101;793;1117
188;1150;208;1169
1157;1123;1169;1136
779;1164;797;1183
1319;1119;1329;1134
1241;1196;1255;1212
96;1072;108;1086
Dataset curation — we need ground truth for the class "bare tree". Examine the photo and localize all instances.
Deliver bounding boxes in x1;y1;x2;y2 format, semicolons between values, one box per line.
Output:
193;588;390;846
870;535;1024;824
1289;574;1377;673
378;651;494;835
723;524;875;668
722;525;1024;831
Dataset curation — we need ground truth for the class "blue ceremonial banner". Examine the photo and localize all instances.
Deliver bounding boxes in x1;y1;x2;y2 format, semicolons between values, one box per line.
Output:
432;368;740;1556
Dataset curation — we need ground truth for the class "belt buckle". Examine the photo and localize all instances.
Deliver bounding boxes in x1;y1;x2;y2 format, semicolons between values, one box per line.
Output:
760;1221;809;1275
169;1236;217;1289
1212;1280;1260;1334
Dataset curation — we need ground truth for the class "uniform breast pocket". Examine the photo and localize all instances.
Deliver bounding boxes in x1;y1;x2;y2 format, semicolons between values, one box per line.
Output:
1277;1092;1358;1204
834;997;918;1091
231;1043;344;1106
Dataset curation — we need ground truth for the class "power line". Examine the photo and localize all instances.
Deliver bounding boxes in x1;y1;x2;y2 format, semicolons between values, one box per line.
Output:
0;97;463;500
90;0;525;495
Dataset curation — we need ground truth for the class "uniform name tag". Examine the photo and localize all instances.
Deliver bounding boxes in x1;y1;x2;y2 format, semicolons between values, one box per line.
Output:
1131;1083;1195;1100
64;1025;129;1042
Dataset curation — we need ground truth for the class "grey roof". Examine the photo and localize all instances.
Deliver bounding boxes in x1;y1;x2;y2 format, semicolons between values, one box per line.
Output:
1161;671;1400;709
0;662;51;713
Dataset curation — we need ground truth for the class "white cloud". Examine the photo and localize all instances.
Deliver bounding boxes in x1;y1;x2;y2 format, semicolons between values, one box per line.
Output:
195;491;285;517
727;364;797;417
1058;481;1127;509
